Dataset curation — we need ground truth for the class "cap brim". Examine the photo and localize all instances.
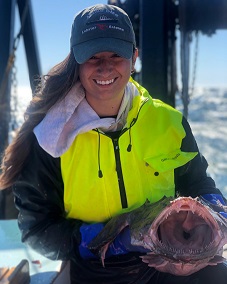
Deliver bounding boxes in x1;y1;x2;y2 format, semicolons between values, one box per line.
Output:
72;38;133;64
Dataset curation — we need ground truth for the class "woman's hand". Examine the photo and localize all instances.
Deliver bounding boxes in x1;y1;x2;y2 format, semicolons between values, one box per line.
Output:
79;223;149;259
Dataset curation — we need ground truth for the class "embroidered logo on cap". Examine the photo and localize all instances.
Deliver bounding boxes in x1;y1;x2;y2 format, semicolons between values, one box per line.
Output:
99;15;112;21
87;15;118;25
96;24;108;31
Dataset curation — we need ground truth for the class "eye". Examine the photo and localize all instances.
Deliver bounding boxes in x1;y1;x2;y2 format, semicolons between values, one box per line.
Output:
111;53;121;58
89;56;98;60
86;56;99;64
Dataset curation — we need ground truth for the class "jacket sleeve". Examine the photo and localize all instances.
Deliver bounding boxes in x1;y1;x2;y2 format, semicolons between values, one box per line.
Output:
175;117;225;199
13;134;82;261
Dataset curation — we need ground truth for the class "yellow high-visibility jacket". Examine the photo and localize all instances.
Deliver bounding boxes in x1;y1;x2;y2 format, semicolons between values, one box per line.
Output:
61;80;197;222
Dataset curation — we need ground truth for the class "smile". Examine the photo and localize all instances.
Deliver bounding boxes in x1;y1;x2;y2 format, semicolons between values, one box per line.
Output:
95;79;115;85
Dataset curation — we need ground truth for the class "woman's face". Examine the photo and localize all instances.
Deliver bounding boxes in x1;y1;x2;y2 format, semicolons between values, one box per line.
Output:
79;51;137;106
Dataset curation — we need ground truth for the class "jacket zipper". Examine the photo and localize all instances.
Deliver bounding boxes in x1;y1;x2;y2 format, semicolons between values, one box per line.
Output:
97;97;149;209
112;137;128;208
110;98;149;208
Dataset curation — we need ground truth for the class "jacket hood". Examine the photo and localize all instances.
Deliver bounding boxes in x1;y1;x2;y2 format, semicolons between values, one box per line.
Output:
33;80;140;157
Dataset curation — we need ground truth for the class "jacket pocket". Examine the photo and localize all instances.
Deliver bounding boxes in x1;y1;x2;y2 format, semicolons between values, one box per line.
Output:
144;149;198;173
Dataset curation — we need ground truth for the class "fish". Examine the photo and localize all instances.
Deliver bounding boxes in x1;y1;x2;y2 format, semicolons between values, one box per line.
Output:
88;196;227;276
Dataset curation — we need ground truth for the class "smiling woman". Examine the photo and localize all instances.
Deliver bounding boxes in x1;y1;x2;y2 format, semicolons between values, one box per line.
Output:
79;51;137;117
1;3;227;284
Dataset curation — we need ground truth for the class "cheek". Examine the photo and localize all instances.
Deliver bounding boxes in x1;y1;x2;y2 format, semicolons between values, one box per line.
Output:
78;65;86;79
117;62;132;76
79;65;93;86
119;63;132;78
125;61;133;76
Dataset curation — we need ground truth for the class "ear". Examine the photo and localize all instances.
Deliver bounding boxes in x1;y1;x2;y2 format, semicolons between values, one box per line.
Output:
132;48;138;67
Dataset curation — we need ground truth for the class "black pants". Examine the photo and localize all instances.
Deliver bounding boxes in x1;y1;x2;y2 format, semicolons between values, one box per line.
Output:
70;256;227;284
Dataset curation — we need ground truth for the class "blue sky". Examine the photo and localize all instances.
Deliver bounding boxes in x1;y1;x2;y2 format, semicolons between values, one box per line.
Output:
15;0;227;89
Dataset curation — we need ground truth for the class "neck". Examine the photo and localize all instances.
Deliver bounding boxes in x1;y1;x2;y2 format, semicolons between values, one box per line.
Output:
86;96;123;117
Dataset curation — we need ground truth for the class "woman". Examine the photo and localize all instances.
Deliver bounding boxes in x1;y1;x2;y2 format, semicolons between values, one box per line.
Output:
1;4;227;283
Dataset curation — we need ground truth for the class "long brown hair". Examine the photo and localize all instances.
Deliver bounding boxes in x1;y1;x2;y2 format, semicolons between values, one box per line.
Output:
0;51;79;189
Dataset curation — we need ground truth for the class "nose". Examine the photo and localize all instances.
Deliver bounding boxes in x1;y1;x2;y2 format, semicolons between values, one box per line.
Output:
97;59;113;76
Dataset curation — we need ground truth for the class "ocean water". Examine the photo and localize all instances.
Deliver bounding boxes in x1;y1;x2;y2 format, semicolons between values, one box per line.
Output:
176;87;227;197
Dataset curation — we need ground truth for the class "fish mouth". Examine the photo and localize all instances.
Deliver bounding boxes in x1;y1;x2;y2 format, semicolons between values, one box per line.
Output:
149;197;223;261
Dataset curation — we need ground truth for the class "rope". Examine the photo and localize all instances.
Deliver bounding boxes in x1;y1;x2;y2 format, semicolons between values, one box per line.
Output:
180;31;199;119
0;0;29;101
9;56;19;135
180;30;191;119
189;31;199;98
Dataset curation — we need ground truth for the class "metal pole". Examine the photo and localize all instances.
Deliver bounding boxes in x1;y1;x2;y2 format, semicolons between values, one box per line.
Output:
0;0;16;157
140;0;168;102
17;0;42;93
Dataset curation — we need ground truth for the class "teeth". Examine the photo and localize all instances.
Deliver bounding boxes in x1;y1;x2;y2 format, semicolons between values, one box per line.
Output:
96;79;114;85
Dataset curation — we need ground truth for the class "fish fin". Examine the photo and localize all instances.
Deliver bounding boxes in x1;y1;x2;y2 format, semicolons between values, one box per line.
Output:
208;255;226;265
100;244;110;267
140;253;169;269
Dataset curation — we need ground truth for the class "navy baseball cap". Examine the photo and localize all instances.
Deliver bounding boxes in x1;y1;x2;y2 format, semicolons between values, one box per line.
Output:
70;4;136;64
